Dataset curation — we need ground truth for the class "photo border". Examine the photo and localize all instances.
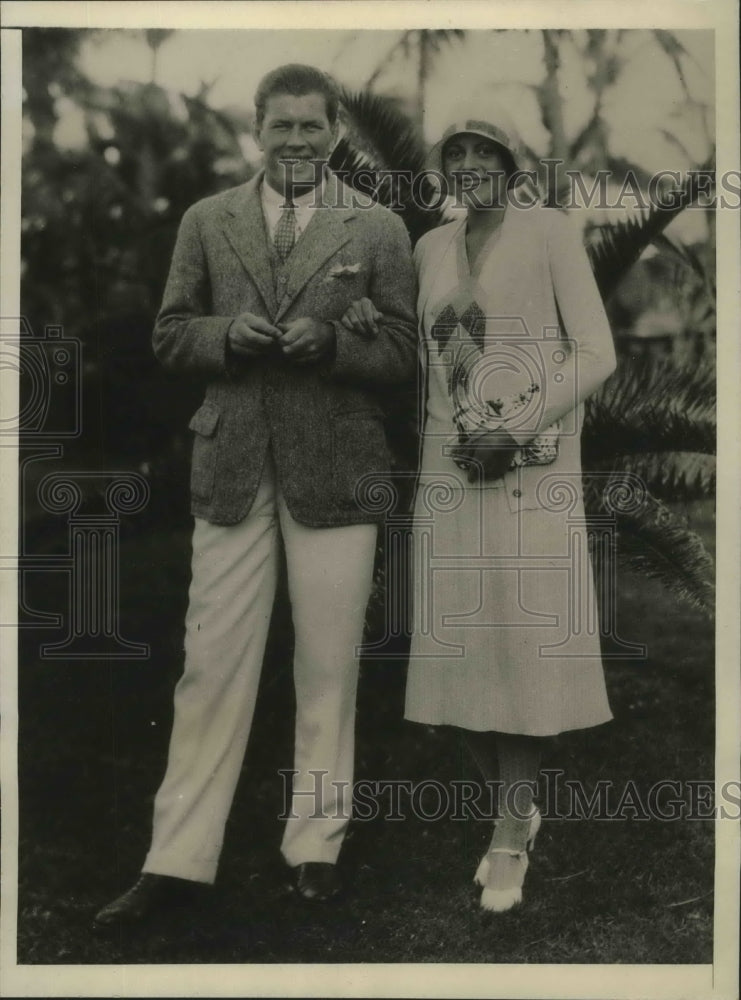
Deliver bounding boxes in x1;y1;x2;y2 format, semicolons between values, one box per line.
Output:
1;2;738;997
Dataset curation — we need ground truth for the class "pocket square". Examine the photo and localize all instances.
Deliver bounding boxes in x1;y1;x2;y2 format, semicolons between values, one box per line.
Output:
326;262;362;279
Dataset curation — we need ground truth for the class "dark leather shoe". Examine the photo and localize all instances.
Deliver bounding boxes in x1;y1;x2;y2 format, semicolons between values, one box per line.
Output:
288;862;342;901
93;874;201;930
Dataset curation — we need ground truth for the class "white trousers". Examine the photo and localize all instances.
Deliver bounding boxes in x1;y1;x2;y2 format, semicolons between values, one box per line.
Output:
143;455;378;883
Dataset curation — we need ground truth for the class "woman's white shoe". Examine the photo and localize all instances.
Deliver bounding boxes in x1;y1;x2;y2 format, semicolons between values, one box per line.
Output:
479;851;530;912
473;806;541;896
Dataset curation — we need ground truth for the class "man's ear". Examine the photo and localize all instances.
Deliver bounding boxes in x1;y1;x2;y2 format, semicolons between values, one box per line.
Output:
255;123;264;152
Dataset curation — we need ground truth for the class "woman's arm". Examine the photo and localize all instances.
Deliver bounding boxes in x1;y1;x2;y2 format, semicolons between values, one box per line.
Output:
507;210;617;446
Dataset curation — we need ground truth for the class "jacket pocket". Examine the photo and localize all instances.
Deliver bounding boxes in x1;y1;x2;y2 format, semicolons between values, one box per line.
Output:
188;402;220;501
332;409;389;511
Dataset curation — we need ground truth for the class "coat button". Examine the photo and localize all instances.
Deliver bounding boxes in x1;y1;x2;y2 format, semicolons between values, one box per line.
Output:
513;489;522;497
278;275;288;283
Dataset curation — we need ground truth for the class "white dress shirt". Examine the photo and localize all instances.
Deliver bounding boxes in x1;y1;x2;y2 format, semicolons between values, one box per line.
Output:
260;175;326;244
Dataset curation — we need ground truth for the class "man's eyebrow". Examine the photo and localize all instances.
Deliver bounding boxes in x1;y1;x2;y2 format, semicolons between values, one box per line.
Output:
267;116;323;126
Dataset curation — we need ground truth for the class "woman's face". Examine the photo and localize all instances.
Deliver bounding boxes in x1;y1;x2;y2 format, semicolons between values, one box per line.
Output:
442;133;510;208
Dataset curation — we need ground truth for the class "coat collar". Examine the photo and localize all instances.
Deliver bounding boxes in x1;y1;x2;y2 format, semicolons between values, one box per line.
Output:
417;204;523;321
223;172;276;315
222;170;358;321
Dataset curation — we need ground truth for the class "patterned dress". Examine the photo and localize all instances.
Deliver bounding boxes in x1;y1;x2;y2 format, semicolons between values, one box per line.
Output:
404;207;614;735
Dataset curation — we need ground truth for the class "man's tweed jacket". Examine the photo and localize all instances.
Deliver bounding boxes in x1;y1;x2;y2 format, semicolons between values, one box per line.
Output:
152;170;418;527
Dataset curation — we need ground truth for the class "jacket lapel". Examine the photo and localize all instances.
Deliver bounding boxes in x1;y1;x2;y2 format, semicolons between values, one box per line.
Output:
274;173;356;323
222;174;279;316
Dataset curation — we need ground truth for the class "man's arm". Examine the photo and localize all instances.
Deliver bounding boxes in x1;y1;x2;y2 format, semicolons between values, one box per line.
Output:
329;210;418;387
152;204;279;376
152;205;235;376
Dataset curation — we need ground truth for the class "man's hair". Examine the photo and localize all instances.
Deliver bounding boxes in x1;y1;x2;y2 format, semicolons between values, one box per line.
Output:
254;64;340;128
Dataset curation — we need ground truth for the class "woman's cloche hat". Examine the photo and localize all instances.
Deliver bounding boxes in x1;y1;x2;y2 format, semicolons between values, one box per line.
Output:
427;103;524;174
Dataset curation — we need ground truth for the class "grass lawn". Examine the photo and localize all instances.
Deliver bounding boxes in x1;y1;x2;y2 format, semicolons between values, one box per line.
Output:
16;506;715;965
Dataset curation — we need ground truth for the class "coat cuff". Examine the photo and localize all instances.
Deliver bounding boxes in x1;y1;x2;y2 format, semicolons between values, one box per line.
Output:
327;320;352;377
223;319;242;379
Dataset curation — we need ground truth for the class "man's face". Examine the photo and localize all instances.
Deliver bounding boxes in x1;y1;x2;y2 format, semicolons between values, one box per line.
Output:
257;91;336;196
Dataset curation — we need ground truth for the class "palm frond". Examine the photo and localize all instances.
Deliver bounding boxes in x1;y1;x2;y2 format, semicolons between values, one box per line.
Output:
652;30;710;96
588;452;716;503
181;94;242;147
328;136;377;179
585;476;715;616
331;88;443;243
583;356;716;465
365;36;407;90
657;127;697;166
603;157;656;188
585;166;714;298
424;29;466;52
651;232;716;300
339;89;425;169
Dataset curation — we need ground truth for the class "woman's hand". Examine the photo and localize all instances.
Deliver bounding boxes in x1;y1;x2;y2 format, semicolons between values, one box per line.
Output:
452;427;519;483
340;297;383;339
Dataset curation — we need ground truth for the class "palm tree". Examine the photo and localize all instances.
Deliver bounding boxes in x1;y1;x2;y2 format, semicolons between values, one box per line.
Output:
143;29;175;86
365;30;466;134
331;90;715;618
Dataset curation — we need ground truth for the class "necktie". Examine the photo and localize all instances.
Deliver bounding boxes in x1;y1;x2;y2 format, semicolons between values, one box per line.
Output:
274;204;296;261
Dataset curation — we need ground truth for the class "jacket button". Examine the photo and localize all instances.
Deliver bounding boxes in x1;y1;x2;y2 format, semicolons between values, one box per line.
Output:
278;275;288;283
265;387;274;397
513;489;522;498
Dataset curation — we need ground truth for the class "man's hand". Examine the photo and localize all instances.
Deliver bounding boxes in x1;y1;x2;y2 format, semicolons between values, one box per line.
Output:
451;427;519;483
228;312;281;359
340;297;383;339
277;318;336;363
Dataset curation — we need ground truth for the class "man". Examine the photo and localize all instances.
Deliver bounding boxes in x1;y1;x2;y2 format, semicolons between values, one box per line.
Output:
94;64;417;927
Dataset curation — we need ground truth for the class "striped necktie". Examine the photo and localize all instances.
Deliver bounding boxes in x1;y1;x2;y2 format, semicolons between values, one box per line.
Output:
274;204;297;261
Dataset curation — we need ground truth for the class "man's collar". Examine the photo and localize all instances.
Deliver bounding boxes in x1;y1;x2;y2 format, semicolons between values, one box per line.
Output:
261;170;327;209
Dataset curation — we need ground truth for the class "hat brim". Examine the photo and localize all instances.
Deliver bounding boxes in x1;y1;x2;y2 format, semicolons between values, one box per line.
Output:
426;120;522;173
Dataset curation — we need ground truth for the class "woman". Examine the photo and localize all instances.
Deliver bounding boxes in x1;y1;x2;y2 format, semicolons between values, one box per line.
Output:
341;108;616;912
